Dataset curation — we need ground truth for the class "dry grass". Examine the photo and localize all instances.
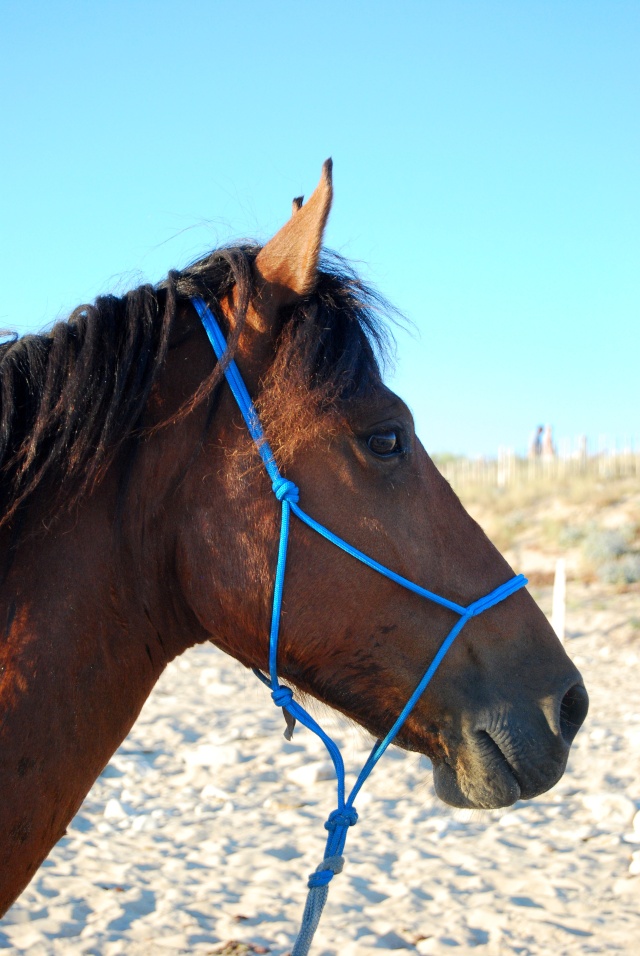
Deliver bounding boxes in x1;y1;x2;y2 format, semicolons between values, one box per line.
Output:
448;472;640;588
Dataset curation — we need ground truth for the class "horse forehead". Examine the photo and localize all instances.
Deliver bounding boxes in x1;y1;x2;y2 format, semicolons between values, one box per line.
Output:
348;386;412;426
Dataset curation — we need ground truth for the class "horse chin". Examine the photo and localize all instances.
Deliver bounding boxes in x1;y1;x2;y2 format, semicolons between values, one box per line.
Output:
432;750;522;810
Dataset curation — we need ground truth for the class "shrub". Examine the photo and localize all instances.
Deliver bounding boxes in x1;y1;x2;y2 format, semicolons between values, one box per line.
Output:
599;554;640;585
583;528;632;564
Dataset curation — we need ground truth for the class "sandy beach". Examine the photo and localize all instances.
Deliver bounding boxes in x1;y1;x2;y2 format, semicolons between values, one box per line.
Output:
2;475;639;955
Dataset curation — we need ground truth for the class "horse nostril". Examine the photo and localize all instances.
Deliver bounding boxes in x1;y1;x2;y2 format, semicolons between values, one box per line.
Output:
559;683;589;745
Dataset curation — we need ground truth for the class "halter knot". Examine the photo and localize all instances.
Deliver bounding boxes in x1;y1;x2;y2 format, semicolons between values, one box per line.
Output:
271;685;294;708
272;478;300;503
324;807;358;832
307;854;344;889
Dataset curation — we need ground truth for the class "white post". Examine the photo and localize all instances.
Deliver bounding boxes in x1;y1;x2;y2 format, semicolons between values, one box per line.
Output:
551;558;566;645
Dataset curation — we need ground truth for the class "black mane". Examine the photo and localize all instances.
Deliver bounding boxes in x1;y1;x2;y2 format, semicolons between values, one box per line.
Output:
0;247;393;529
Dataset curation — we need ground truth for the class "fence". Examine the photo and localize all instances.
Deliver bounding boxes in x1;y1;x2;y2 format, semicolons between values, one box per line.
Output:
435;444;640;489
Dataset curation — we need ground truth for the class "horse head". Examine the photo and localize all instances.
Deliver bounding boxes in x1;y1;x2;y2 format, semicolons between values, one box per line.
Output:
157;161;588;811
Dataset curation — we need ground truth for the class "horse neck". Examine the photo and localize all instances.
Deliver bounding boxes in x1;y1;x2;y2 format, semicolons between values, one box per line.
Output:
0;313;273;914
0;479;181;915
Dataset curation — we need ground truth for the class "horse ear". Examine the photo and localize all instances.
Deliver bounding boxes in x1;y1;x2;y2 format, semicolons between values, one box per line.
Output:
250;159;333;331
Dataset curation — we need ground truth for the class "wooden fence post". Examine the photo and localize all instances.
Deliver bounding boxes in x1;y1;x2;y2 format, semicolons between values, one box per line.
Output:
551;558;566;645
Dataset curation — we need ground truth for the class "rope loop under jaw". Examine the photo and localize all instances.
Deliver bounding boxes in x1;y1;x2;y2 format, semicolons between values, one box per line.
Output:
269;684;297;740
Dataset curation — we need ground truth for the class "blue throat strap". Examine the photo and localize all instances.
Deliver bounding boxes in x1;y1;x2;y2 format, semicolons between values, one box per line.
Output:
193;297;527;956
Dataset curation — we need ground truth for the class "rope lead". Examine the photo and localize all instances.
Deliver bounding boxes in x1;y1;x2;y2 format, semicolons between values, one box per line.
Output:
291;856;345;956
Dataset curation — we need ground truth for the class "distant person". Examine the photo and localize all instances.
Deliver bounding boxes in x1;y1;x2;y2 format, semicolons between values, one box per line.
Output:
528;425;543;459
542;424;556;459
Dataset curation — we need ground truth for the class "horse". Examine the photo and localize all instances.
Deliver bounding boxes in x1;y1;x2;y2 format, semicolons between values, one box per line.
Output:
0;161;588;919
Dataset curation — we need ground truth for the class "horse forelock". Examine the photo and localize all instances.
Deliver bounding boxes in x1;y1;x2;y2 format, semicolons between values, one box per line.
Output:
0;246;396;528
256;251;396;467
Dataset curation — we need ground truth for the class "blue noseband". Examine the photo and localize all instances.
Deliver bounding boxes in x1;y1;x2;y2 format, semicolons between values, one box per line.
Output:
193;297;527;955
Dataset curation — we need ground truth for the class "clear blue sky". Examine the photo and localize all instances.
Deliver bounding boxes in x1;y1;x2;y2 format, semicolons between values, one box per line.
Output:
1;1;638;457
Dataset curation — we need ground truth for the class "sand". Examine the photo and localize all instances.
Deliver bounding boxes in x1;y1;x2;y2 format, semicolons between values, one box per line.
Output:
1;581;639;955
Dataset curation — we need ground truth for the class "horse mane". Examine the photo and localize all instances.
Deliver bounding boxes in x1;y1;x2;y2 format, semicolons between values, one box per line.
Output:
0;246;394;530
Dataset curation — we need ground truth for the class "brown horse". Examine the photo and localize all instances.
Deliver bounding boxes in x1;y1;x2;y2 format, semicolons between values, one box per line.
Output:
0;162;587;917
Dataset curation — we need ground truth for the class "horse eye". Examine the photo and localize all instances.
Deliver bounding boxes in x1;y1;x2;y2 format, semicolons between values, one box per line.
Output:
367;430;402;458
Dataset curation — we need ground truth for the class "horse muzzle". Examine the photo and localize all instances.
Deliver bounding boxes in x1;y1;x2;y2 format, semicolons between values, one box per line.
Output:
431;680;589;809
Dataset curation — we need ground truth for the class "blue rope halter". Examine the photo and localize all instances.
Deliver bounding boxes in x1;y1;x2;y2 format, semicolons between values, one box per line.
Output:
192;297;527;955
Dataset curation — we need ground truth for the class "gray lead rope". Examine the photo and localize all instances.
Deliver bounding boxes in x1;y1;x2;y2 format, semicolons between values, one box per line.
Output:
291;856;344;956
